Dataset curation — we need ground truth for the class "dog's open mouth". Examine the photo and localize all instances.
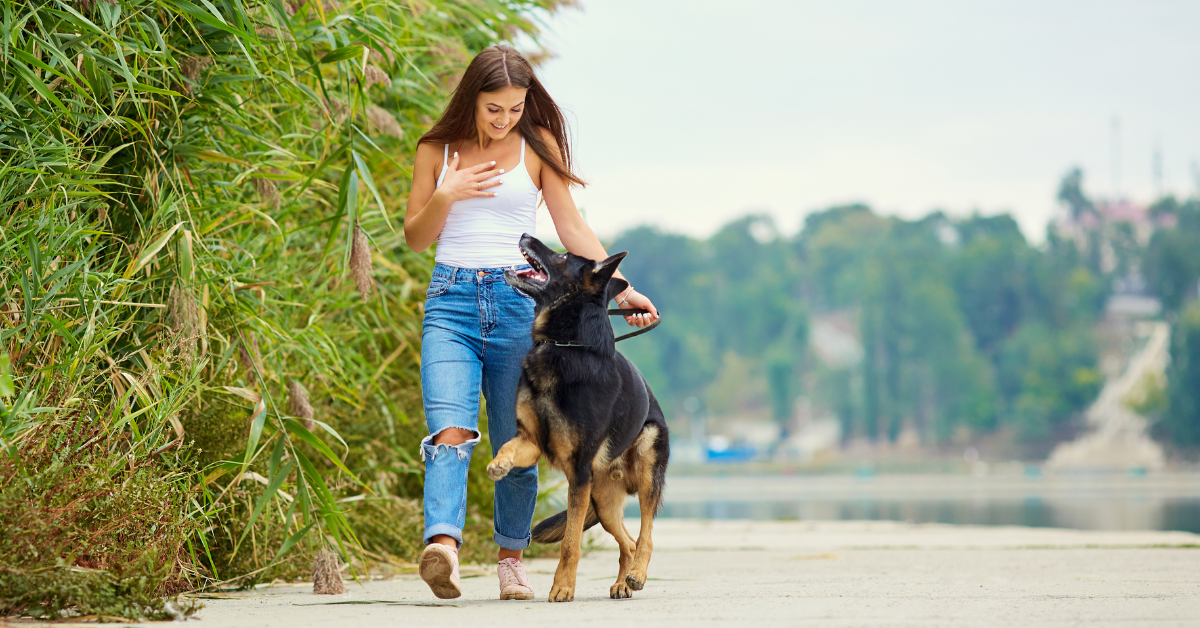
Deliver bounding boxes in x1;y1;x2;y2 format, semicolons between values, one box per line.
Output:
515;249;547;284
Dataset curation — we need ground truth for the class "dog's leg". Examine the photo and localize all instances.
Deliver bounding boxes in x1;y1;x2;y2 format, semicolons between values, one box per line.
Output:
626;476;655;591
592;477;637;599
486;435;540;481
626;426;665;591
488;394;542;481
549;478;592;602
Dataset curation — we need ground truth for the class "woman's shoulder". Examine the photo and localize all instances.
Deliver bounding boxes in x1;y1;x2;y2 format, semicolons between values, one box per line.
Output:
414;141;448;178
523;127;561;162
533;126;557;148
416;140;450;160
416;140;447;157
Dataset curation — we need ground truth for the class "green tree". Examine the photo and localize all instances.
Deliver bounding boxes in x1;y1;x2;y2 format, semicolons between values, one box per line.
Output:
613;216;807;422
1143;200;1200;315
952;214;1030;354
609;199;1113;451
997;323;1102;441
1161;303;1200;448
1058;168;1095;219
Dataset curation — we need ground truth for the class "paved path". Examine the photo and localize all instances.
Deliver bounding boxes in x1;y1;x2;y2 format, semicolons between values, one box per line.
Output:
192;519;1200;627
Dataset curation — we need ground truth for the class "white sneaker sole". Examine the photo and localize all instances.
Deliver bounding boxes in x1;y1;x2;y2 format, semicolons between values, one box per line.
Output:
420;546;462;599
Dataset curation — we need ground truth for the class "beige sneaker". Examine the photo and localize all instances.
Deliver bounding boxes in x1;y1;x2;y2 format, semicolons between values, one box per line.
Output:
497;557;534;600
419;543;462;599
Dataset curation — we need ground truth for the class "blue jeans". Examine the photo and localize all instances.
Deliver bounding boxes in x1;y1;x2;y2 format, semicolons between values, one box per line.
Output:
419;263;538;550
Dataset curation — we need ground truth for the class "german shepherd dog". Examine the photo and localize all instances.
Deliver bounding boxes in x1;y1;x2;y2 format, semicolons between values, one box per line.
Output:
487;234;670;602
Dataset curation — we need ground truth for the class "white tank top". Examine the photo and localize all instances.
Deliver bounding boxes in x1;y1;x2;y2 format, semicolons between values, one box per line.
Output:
434;138;538;268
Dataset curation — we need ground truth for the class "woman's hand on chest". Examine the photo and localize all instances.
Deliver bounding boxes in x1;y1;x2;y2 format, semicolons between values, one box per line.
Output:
435;151;505;203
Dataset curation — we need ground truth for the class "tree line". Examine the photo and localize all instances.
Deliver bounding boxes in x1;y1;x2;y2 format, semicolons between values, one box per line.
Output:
612;175;1200;455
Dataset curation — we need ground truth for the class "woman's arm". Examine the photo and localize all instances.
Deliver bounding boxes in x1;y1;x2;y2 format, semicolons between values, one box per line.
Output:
535;130;660;327
404;143;503;252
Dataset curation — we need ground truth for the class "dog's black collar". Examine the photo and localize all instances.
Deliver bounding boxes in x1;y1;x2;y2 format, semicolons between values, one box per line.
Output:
537;339;594;348
534;308;660;348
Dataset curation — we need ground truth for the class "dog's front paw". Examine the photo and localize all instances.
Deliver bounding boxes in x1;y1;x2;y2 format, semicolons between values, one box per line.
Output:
610;579;633;599
548;583;575;602
624;573;645;591
486;458;512;481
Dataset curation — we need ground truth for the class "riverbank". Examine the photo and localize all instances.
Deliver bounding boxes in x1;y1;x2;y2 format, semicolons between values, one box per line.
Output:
652;472;1200;532
185;519;1200;627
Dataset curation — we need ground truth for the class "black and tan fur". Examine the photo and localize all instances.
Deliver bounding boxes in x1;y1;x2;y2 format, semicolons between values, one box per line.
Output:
488;234;669;602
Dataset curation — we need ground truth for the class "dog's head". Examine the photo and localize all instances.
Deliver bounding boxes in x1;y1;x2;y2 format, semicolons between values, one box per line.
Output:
505;233;628;309
506;234;628;351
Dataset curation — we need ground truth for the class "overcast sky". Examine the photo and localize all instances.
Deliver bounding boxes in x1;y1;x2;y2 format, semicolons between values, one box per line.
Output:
529;0;1200;242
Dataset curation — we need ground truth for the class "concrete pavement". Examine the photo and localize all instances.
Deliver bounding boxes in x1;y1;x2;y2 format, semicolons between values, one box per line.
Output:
191;519;1200;627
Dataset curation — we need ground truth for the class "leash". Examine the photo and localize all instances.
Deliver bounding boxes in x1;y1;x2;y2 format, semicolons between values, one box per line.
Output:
609;308;660;343
540;307;661;348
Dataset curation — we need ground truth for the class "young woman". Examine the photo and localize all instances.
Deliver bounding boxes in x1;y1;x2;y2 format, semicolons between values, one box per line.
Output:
404;45;659;601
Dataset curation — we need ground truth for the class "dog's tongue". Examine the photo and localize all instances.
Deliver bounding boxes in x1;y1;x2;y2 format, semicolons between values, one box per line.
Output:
514;268;546;282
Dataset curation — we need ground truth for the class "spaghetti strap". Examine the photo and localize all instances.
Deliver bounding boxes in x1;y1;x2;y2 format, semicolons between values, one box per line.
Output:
436;143;450;188
518;138;525;166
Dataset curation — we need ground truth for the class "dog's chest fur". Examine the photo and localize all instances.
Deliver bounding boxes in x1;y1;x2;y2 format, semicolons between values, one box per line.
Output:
518;344;648;475
519;346;592;467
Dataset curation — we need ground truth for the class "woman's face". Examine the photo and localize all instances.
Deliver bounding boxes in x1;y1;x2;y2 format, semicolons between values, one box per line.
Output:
475;86;528;141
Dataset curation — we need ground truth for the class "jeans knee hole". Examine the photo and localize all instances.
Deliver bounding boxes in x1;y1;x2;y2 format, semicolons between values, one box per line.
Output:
420;428;481;461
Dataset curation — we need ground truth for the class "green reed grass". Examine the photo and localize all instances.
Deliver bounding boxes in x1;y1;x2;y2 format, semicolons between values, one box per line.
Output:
1;0;571;619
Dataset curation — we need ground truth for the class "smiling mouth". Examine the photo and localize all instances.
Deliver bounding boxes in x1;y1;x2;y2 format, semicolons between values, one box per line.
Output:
491;123;507;131
514;249;547;283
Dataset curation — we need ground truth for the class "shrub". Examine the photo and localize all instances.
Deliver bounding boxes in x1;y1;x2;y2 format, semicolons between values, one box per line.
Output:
1;0;573;617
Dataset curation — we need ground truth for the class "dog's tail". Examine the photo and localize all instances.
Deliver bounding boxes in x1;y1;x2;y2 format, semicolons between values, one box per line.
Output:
531;503;600;544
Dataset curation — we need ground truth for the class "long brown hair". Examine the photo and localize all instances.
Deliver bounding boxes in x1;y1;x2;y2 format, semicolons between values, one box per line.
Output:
420;45;584;187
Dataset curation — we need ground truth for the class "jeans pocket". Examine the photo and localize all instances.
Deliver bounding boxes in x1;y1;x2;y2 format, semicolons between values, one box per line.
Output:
509;283;535;302
426;277;451;300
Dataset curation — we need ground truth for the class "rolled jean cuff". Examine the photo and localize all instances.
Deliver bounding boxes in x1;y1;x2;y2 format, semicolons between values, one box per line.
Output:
493;530;531;551
424;523;464;548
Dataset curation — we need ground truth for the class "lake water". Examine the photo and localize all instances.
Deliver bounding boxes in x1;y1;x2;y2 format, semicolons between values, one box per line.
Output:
627;473;1200;533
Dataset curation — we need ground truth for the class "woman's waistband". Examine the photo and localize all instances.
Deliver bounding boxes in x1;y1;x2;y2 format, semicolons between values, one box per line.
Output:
432;263;532;283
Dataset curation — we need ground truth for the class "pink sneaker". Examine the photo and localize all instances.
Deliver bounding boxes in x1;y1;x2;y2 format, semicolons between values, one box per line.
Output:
497;557;534;600
419;544;462;599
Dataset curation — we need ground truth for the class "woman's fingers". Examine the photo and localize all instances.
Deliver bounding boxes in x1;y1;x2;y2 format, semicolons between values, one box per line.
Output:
468;179;503;197
471;167;504;181
620;293;659;328
624;313;651;328
466;178;503;195
468;177;501;195
442;156;506;198
622;309;648;327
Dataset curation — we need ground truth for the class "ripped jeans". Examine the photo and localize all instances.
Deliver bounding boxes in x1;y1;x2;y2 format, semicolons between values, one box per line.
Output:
419;263;538;550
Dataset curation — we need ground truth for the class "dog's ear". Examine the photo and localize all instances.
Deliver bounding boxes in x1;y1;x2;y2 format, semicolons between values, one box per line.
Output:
592;251;627;282
605;277;629;303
